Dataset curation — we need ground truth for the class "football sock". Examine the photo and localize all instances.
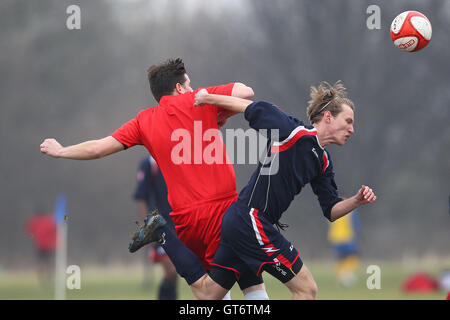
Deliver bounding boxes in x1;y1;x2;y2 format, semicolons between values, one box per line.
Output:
244;289;270;300
156;225;206;285
158;277;178;300
222;291;231;300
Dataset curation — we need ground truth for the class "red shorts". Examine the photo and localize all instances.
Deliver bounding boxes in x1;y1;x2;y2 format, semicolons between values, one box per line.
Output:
169;192;238;270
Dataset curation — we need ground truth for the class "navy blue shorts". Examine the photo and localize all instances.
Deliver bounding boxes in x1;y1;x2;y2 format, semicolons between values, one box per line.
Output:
211;201;302;288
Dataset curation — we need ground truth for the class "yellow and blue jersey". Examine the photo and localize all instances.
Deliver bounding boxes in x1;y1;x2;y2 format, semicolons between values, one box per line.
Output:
328;209;360;258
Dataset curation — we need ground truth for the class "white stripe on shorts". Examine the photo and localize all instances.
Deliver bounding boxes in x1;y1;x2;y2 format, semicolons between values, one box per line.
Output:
249;208;264;246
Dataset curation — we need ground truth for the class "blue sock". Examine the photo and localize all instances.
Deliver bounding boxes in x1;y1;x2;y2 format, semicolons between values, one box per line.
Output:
156;225;206;285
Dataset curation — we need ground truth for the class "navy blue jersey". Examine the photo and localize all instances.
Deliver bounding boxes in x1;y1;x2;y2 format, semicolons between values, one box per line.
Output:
134;156;174;229
237;101;343;225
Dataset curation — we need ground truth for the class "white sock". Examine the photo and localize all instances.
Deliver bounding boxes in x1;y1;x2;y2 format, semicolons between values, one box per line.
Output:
244;290;269;300
222;291;231;300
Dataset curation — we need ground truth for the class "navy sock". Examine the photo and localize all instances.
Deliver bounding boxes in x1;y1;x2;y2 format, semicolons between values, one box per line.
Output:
156;225;206;285
158;278;177;300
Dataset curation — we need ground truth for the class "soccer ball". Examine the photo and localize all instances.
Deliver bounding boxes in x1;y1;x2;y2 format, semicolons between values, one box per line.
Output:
390;11;432;52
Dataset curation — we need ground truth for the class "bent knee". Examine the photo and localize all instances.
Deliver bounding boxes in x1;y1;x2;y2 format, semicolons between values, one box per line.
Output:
306;281;318;299
192;275;229;300
194;288;228;300
194;291;224;300
292;280;317;300
286;265;318;300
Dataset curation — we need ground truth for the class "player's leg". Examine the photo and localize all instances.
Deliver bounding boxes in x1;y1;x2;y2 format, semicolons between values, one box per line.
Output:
204;199;269;300
243;285;269;300
280;263;318;300
257;237;317;300
208;243;246;300
37;249;54;289
222;291;231;300
222;205;314;300
254;233;317;300
241;278;269;300
209;244;269;300
129;212;228;299
157;226;229;300
190;273;230;300
158;253;178;300
235;264;268;299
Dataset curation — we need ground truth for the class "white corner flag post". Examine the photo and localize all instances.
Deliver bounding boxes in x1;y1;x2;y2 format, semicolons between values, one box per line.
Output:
54;193;68;300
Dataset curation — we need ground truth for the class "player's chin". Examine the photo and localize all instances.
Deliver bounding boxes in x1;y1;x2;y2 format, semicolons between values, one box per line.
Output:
341;135;351;145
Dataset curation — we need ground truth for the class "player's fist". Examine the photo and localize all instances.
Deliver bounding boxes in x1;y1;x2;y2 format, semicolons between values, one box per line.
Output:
40;138;63;158
194;89;209;106
355;185;377;204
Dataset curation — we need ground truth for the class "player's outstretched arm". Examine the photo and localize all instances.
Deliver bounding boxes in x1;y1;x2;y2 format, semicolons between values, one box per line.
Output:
40;136;124;160
195;89;253;113
330;185;376;222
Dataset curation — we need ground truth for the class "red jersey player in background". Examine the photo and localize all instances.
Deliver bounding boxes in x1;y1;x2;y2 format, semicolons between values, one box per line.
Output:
40;58;268;299
25;210;57;288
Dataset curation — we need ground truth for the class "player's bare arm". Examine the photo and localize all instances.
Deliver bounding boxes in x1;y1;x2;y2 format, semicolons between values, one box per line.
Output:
330;185;376;222
40;136;124;160
213;83;254;126
195;90;253;113
231;82;254;99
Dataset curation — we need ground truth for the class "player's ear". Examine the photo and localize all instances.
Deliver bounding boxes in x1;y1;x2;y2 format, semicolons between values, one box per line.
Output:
324;110;332;123
175;82;183;94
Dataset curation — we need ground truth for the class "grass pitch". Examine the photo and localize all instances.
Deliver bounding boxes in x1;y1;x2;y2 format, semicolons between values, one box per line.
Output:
0;260;447;300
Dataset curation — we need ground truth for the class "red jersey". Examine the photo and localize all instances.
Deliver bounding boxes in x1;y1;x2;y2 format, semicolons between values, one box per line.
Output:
26;214;57;251
112;83;237;211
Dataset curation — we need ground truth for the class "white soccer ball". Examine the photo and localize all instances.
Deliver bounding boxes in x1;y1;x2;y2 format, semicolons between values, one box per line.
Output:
390;11;432;52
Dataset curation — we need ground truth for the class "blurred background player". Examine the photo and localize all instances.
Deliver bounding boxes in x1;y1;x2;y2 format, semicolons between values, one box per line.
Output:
133;155;178;300
327;205;361;287
25;208;57;289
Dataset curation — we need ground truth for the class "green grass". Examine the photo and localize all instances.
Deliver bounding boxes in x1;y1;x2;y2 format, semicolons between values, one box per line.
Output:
0;261;447;300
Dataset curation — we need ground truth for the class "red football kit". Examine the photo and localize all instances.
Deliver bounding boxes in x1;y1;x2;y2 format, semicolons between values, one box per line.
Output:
111;83;238;269
26;214;57;251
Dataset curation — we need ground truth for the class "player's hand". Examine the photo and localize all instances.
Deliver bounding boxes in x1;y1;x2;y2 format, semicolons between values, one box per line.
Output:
355;185;377;204
194;89;209;106
40;138;63;158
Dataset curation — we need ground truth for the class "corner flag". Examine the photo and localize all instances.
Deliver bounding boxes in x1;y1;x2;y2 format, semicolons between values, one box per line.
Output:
54;193;68;300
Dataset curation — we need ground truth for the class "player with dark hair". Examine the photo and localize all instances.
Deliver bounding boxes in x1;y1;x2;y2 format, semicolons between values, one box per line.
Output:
40;58;268;299
147;58;189;103
131;81;377;299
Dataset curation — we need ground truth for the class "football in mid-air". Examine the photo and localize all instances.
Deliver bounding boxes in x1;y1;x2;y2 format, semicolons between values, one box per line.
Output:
390;11;432;52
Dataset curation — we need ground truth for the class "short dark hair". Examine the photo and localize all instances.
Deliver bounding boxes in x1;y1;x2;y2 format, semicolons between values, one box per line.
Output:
147;58;187;102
